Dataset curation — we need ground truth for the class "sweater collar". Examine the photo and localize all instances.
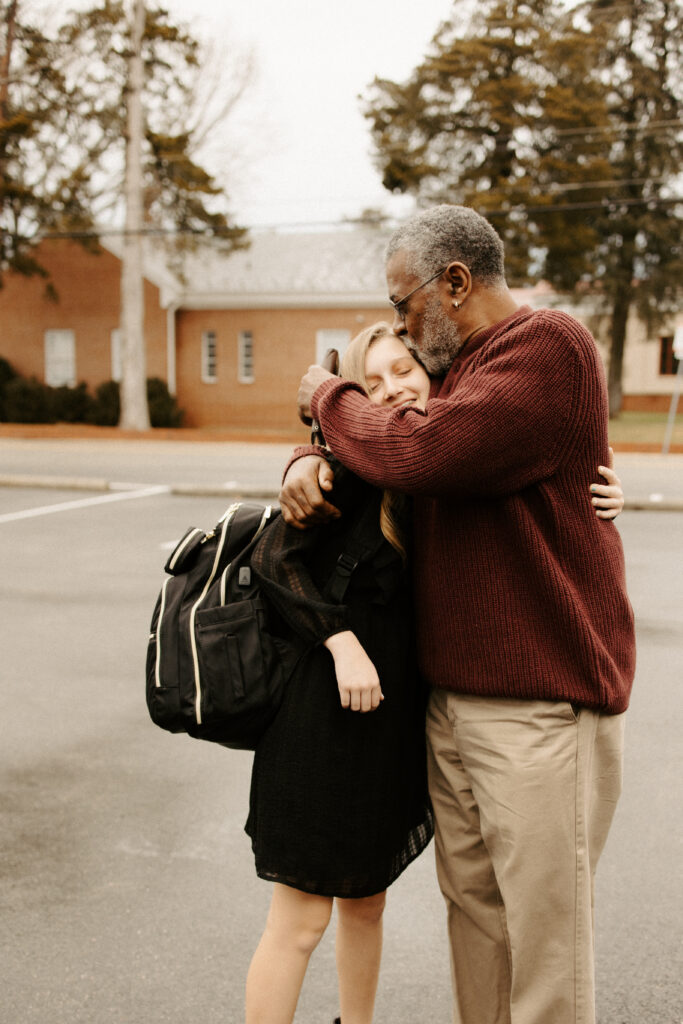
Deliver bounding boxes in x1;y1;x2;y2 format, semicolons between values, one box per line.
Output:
458;304;534;360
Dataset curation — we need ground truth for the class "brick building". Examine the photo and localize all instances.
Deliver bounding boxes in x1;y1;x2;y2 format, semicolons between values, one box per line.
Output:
0;229;679;432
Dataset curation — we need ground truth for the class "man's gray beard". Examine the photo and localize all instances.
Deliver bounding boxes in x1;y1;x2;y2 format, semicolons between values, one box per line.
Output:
416;296;465;376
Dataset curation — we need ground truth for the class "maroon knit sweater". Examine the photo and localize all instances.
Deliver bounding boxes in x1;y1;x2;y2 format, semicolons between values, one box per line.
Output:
307;305;635;713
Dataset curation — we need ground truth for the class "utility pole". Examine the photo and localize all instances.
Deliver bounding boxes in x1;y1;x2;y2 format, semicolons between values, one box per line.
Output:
119;0;150;430
1;2;18;117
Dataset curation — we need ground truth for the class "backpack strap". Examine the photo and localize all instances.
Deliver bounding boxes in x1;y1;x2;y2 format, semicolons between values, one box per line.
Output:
323;497;384;604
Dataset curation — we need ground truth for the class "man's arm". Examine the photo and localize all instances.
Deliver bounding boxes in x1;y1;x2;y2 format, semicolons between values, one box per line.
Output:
279;455;340;528
276;362;344;528
310;318;593;498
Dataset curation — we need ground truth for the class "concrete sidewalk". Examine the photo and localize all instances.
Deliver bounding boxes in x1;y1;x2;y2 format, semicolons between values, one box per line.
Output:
1;435;683;510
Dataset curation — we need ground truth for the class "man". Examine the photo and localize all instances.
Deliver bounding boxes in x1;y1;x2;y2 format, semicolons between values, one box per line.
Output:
281;205;635;1024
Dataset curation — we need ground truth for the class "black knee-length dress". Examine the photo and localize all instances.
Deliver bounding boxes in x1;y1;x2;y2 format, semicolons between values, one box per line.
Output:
245;467;433;898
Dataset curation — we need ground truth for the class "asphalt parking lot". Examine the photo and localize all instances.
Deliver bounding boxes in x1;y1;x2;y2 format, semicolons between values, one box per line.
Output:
1;440;681;1024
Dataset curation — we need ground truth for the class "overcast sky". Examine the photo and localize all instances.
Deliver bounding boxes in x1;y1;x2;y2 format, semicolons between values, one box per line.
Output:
162;0;457;229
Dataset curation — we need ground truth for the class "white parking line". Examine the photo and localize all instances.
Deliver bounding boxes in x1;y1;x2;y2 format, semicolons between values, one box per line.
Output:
0;484;170;523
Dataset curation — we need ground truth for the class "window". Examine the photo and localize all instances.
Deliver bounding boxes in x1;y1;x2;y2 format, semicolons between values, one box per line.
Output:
110;329;122;382
315;329;351;365
44;329;76;387
202;330;217;383
659;336;680;376
238;330;254;383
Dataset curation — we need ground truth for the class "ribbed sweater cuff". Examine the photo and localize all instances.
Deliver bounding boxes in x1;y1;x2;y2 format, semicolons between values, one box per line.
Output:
282;444;329;484
310;376;352;422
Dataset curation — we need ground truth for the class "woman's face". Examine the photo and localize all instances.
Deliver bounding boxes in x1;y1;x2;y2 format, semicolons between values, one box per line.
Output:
363;334;431;411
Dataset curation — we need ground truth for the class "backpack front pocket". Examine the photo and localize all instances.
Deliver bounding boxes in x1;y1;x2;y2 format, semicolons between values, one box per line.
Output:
195;599;283;722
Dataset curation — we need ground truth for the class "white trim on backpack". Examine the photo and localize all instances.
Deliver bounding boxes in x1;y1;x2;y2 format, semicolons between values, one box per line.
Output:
189;504;240;724
154;576;172;689
167;528;204;573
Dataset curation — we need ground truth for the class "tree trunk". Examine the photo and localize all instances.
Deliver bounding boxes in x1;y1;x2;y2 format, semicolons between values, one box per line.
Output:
118;0;150;431
607;288;629;418
606;237;636;418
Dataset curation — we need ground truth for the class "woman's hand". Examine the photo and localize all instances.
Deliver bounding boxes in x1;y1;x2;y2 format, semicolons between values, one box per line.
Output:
297;364;336;422
591;447;624;520
324;631;383;712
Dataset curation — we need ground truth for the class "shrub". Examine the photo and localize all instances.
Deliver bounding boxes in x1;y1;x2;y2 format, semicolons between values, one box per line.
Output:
88;380;120;426
0;357;19;420
147;376;184;428
0;369;183;428
51;382;94;423
3;376;56;423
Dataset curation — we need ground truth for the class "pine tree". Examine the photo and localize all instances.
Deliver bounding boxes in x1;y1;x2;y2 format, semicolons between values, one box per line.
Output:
1;0;98;288
363;0;683;414
2;0;250;429
570;0;683;415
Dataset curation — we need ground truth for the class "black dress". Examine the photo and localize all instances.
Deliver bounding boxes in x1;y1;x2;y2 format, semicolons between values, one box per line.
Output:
245;466;433;898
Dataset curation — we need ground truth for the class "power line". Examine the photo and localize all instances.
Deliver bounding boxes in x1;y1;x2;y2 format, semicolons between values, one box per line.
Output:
431;119;683;145
21;193;681;240
544;175;674;193
484;195;682;216
542;118;683;139
445;4;678;32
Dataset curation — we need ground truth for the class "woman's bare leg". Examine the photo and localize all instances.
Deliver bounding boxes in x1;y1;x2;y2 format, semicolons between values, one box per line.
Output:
335;891;387;1024
246;883;333;1024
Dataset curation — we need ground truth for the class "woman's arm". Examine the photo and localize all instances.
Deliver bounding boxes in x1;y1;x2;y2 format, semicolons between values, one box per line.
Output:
251;513;350;647
323;630;383;712
251;479;384;712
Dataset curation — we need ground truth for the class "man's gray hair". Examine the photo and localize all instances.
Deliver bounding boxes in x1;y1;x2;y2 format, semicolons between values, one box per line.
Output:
387;205;505;285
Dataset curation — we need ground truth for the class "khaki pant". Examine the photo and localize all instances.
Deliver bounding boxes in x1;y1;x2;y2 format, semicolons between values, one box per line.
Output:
426;689;625;1024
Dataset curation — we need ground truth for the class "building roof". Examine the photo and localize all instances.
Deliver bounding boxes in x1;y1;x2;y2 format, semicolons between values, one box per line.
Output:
173;227;392;310
102;226;576;314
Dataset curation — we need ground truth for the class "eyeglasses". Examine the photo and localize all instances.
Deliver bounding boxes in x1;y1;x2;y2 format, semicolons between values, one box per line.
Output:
390;266;448;321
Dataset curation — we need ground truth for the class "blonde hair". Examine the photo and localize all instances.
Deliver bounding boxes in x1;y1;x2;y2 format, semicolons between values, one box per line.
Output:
340;322;408;561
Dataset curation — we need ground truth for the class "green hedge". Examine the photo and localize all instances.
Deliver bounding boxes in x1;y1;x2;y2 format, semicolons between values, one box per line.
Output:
0;358;183;427
0;357;20;420
89;380;120;426
3;376;57;423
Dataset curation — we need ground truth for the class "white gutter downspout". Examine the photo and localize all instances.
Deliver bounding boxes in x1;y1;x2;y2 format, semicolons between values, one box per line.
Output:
166;302;178;395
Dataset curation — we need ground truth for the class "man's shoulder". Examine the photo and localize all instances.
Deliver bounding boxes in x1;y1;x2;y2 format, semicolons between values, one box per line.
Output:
525;306;595;345
479;305;595;357
499;306;600;369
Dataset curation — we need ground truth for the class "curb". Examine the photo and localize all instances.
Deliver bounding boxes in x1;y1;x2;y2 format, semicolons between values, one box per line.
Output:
0;473;112;491
622;498;683;512
1;425;682;454
0;424;307;444
0;474;279;500
1;474;682;510
170;483;280;499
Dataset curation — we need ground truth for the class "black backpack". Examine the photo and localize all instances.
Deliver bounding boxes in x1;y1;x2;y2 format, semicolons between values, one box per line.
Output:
146;501;300;750
146;496;380;751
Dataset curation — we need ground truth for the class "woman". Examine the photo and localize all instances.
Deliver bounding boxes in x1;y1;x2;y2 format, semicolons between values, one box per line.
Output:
244;324;623;1024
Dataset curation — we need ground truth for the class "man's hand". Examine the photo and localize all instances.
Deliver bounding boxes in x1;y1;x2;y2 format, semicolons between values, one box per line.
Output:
297;364;335;423
279;455;340;529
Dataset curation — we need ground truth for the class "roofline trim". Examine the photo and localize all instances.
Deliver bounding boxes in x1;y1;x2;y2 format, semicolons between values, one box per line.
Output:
170;292;391;311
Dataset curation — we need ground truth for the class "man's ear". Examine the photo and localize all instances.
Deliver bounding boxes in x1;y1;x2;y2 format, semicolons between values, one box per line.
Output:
444;261;471;307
